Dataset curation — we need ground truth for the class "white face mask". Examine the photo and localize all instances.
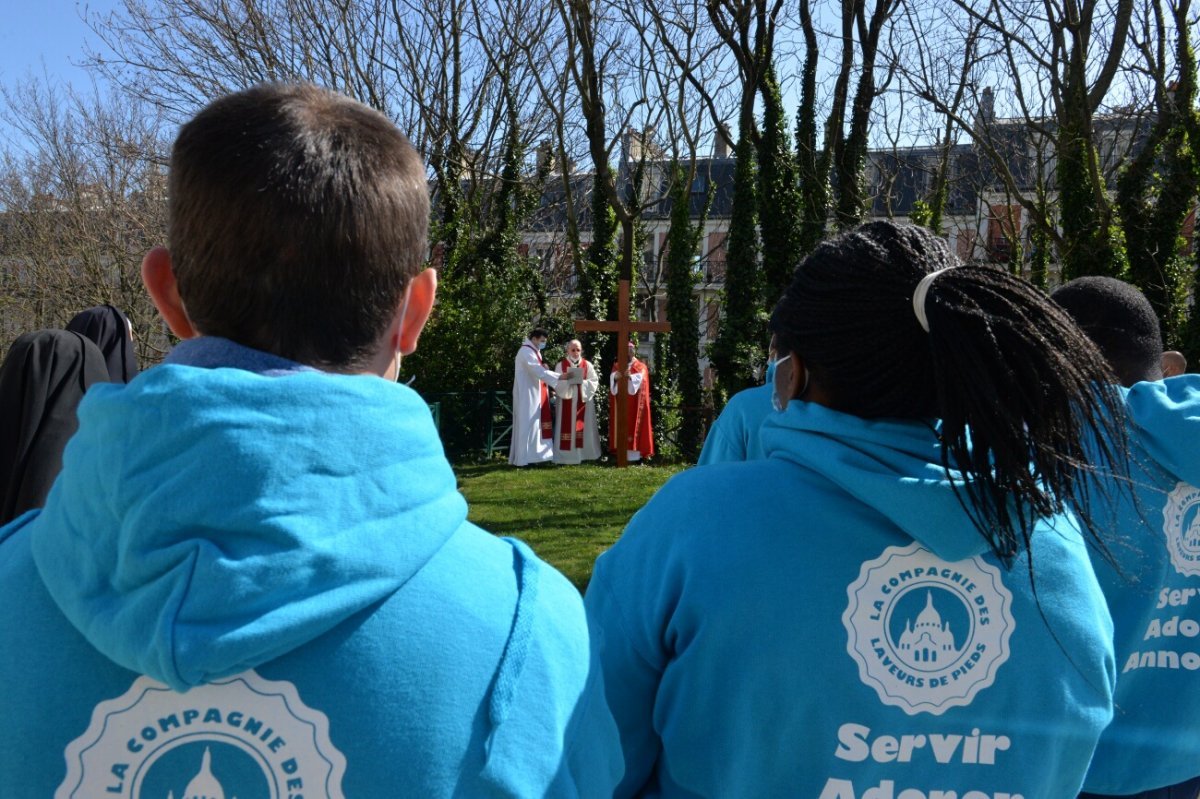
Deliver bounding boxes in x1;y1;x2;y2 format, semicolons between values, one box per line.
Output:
537;341;547;351
770;354;792;412
771;354;811;411
764;358;778;385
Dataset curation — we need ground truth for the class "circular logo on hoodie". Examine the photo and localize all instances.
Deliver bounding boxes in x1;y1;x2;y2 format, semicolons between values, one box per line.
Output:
57;670;345;798
843;543;1015;716
1163;482;1200;577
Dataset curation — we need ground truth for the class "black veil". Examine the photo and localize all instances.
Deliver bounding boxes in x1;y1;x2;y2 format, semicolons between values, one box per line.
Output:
0;330;110;525
66;305;140;383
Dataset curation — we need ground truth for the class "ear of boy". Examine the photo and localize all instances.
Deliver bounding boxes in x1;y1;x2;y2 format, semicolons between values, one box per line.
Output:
142;246;198;340
376;267;437;381
397;267;437;356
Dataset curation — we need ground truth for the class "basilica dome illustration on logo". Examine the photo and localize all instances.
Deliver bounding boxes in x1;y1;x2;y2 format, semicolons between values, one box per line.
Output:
1163;482;1200;576
1186;512;1200;549
166;748;237;799
894;590;959;666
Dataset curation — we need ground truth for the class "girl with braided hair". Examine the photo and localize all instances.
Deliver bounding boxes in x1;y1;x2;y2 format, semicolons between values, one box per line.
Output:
586;221;1126;797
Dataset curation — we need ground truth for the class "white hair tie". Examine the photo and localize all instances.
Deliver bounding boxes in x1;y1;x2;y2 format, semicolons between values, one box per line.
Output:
912;267;954;333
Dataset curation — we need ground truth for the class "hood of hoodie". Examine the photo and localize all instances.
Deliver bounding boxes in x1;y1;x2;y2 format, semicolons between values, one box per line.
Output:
760;400;993;562
30;350;467;691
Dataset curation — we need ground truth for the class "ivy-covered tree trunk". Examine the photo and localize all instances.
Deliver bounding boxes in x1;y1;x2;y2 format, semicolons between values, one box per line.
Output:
920;130;956;236
758;65;804;312
1057;47;1128;281
926;176;950;236
623;157;647;318
795;0;828;256
1028;196;1052;292
578;168;621;380
709;134;764;404
1177;58;1200;365
832;96;870;231
1186;232;1200;369
1116;8;1198;347
662;162;711;460
830;0;896;231
405;99;543;398
479;92;542;269
650;330;679;458
1117;124;1194;343
432;139;474;283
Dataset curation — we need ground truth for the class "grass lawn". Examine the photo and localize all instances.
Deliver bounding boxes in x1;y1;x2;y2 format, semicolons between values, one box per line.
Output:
454;459;687;592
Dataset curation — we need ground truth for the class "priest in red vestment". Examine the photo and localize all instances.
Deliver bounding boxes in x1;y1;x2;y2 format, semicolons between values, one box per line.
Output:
608;341;654;462
553;339;601;464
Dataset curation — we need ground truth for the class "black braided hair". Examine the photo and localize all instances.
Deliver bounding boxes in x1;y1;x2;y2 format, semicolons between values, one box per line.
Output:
769;220;1128;566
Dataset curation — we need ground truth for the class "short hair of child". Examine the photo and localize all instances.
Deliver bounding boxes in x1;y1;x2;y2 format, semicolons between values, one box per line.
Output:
1051;276;1164;386
168;82;430;369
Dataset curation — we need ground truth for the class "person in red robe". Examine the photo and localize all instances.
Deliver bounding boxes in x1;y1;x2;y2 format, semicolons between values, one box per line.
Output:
608;340;654;461
553;339;601;464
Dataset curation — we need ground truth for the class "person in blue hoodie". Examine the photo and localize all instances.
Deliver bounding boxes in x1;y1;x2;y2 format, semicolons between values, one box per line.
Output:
696;340;776;465
1051;276;1200;799
586;221;1126;798
0;82;622;798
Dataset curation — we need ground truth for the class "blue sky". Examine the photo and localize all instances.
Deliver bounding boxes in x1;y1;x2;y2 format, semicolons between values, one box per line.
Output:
0;0;118;88
0;0;119;147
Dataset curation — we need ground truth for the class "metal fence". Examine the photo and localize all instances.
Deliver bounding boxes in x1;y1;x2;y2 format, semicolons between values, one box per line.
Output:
421;390;513;460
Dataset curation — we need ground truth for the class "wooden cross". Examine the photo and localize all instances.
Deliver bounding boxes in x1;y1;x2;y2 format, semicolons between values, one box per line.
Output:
575;279;670;467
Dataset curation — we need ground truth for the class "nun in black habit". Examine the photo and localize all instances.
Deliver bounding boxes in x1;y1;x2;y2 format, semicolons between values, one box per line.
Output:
0;330;110;526
65;304;140;383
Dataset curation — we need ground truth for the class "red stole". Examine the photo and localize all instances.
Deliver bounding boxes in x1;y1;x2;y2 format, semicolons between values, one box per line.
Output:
557;358;589;450
524;343;554;440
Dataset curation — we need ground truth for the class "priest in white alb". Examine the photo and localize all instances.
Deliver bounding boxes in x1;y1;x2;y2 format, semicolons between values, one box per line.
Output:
553;339;601;464
508;328;561;466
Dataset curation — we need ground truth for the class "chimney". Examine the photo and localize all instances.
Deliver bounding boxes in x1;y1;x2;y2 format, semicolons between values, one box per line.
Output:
642;125;664;160
713;123;734;158
976;87;996;129
623;126;640;163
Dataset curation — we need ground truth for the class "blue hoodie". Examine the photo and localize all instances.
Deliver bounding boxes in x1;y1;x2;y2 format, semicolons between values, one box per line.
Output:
697;383;773;465
0;338;622;798
586;399;1114;798
1081;374;1200;794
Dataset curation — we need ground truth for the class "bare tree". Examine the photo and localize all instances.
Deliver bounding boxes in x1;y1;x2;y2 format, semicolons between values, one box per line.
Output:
0;79;169;362
85;0;557;205
906;0;1142;279
552;0;663;333
79;0;567;391
894;3;983;236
